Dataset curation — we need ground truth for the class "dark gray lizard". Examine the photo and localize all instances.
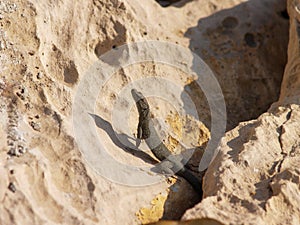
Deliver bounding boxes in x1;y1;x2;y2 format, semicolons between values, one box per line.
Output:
131;89;203;197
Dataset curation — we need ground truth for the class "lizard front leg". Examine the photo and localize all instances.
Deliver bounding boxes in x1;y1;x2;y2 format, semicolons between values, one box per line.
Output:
137;122;143;139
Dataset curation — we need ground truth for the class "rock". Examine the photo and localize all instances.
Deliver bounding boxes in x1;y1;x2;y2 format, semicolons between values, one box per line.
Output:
0;0;294;224
278;0;300;105
185;0;289;130
183;105;300;224
182;0;300;224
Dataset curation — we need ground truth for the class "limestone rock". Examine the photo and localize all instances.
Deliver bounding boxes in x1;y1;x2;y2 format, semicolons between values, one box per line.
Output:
278;0;300;105
183;105;300;224
0;0;293;224
183;0;300;224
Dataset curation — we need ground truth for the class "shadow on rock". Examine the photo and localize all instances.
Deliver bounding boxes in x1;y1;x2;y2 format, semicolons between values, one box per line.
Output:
155;0;193;8
184;0;289;130
90;112;207;220
89;113;158;164
162;145;207;220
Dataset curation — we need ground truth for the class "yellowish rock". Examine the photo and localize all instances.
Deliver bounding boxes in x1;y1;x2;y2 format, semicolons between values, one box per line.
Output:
136;193;168;224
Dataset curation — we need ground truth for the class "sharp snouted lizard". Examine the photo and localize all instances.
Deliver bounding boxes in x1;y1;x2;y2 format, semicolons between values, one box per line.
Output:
131;89;203;197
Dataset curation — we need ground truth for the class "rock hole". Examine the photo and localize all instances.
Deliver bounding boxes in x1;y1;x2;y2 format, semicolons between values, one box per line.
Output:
222;16;238;29
279;9;289;20
94;21;126;57
52;44;57;51
244;33;257;48
63;61;79;85
155;0;180;7
43;106;52;115
87;181;95;192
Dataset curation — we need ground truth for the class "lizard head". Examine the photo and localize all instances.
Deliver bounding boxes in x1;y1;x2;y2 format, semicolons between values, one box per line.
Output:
131;89;149;111
131;89;143;101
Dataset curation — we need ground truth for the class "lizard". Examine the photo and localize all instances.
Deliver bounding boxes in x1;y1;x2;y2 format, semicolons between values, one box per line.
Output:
131;89;203;197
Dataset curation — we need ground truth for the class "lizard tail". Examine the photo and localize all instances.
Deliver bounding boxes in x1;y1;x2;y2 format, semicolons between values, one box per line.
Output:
177;169;203;197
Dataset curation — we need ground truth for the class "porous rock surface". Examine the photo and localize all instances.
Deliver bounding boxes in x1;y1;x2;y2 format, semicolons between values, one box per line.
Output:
0;0;295;225
182;0;300;224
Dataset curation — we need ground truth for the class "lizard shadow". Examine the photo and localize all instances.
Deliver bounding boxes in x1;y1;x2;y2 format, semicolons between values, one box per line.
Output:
89;113;158;164
89;113;197;174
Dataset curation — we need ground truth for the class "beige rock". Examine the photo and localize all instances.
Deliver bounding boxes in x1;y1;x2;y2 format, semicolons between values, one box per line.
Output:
0;0;210;224
0;0;294;225
183;0;300;224
278;0;300;105
183;105;300;224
